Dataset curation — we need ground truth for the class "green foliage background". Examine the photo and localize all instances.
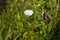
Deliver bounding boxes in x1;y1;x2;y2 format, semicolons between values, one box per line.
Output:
0;0;60;40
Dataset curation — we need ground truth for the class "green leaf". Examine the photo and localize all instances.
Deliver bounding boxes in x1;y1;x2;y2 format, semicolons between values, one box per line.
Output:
16;14;20;21
23;32;28;38
14;0;18;3
21;0;24;3
38;0;44;5
16;22;23;32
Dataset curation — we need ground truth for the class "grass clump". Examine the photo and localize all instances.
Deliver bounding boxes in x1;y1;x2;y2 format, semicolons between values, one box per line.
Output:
0;0;60;40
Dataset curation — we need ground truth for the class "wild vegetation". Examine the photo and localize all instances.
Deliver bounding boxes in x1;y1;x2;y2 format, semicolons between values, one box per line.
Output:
0;0;60;40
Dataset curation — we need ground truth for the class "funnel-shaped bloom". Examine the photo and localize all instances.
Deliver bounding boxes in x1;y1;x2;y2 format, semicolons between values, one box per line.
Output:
42;12;48;19
57;4;60;8
43;16;48;19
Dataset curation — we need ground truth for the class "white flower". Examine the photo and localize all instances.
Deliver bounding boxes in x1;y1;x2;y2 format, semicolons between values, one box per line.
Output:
24;10;33;16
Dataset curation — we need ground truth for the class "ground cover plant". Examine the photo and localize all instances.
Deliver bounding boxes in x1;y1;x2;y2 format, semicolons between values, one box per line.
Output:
0;0;60;40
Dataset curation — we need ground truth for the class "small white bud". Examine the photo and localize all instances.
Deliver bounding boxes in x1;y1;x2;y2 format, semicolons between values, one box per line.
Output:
34;4;40;7
42;12;44;16
37;4;40;6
